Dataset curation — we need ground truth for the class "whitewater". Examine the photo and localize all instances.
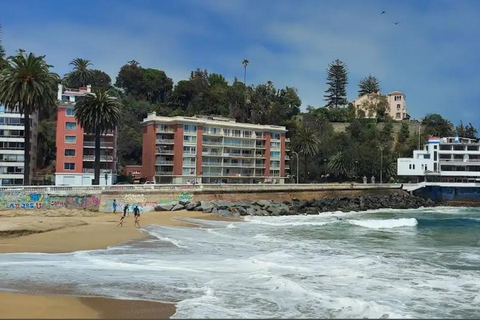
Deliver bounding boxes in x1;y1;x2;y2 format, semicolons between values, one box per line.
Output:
1;207;480;318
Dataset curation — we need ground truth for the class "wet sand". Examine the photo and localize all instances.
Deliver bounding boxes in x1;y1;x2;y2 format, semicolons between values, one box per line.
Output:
0;209;239;318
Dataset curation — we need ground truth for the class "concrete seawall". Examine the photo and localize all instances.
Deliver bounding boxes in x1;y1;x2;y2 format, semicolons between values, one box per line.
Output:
0;184;403;212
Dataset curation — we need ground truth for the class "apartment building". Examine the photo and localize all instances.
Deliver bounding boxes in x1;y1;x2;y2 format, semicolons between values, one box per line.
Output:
142;113;289;184
353;91;408;120
54;84;117;186
398;136;480;183
0;105;38;186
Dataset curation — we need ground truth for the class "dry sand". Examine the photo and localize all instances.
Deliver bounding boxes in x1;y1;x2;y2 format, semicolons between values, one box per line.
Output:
0;208;240;318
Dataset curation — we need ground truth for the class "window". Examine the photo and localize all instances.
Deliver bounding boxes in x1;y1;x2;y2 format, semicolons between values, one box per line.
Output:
271;133;280;140
65;135;76;143
184;124;197;132
65;122;77;130
66;108;75;116
64;149;76;157
396;113;401;119
395;95;402;101
397;104;401;110
413;164;415;170
64;163;75;170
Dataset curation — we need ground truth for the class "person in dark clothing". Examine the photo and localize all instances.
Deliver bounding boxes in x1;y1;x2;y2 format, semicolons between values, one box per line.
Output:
133;205;141;228
113;199;117;214
117;204;129;227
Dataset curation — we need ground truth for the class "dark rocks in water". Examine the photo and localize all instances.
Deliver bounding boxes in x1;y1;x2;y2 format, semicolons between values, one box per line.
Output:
155;192;439;217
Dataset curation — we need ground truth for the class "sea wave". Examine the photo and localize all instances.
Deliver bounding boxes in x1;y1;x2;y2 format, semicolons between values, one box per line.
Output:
348;218;418;229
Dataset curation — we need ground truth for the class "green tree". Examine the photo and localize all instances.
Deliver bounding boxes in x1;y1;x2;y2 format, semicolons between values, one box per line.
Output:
358;75;380;96
0;24;5;70
208;73;228;88
397;122;410;144
464;123;478;139
142;68;173;103
422;113;454;137
74;89;121;185
324;59;348;108
115;60;144;97
36;119;57;169
328;151;353;178
90;70;112;90
0;50;60;185
242;59;249;84
292;127;320;181
65;58;94;87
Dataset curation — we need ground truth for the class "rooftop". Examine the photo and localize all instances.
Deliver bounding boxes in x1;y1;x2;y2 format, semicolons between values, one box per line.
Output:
142;113;287;132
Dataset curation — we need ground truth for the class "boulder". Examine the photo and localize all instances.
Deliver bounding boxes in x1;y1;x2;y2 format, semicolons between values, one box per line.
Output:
155;204;174;212
185;202;197;211
218;209;235;218
254;200;272;208
171;203;185;211
246;207;256;216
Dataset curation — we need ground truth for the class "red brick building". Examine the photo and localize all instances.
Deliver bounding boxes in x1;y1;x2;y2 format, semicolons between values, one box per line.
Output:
141;113;289;184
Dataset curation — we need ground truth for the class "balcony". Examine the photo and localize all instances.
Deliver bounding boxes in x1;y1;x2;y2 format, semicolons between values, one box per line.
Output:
84;141;114;148
156;171;173;175
202;152;221;156
156;149;174;155
203;140;223;146
255;144;266;149
255;154;266;159
82;169;115;173
223;153;255;158
83;155;114;161
156;160;174;165
183;151;197;156
156;139;174;144
157;128;175;133
202;162;222;166
224;143;255;148
203;130;223;136
223;163;254;167
285;138;291;143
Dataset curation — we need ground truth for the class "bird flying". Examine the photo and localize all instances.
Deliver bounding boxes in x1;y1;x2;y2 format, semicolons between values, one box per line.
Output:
381;11;386;14
394;21;400;25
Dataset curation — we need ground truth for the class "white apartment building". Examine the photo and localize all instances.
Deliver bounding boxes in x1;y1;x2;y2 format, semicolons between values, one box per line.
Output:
353;91;408;120
0;105;38;186
397;136;480;183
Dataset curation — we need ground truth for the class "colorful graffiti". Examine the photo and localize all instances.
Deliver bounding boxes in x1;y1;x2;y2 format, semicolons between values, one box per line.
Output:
101;192;195;213
0;192;100;210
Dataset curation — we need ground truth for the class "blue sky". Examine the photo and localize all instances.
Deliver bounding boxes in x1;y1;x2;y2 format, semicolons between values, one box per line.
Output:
1;0;479;127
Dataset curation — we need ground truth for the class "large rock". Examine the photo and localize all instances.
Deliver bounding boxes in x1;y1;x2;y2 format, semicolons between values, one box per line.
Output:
214;201;233;210
246;207;256;216
185;202;197;211
218;209;235;217
171;203;185;211
201;201;215;213
254;200;272;208
155;204;174;211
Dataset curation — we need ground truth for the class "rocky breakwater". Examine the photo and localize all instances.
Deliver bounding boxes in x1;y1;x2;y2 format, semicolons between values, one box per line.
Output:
155;193;438;217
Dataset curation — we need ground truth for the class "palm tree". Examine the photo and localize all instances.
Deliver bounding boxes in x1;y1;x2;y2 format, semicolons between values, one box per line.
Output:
0;50;59;185
328;151;352;178
292;127;320;181
66;58;94;87
242;59;249;85
74;89;121;185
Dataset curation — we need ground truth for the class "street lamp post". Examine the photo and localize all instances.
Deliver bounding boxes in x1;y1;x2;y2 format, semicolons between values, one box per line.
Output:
291;151;299;184
324;158;328;183
354;160;358;181
377;146;384;184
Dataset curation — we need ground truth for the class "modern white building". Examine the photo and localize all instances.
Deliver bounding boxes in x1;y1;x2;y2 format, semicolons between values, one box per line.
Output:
397;136;480;183
0;105;38;186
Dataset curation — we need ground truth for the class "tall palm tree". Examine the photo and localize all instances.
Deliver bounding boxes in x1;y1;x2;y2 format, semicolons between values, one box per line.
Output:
242;59;249;85
0;50;59;185
67;58;94;87
328;151;352;178
74;89;121;185
292;127;320;181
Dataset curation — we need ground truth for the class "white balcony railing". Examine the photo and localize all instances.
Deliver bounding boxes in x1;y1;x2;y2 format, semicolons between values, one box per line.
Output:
83;155;114;161
83;141;114;148
156;149;174;154
156;161;174;165
156;171;174;175
156;139;174;144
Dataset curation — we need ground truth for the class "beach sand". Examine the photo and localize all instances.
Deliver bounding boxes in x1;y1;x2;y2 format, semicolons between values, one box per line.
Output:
0;208;239;318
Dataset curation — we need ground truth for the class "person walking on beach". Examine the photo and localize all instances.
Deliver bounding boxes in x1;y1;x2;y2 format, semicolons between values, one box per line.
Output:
133;205;141;228
113;199;117;214
117;204;129;227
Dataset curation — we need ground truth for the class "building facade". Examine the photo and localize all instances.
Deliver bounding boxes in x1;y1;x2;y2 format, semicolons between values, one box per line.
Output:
397;136;480;183
54;84;117;186
124;165;142;183
0;105;38;186
142;113;288;184
353;91;408;120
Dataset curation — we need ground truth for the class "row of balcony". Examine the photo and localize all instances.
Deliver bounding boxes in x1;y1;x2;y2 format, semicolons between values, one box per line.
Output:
155;128;288;142
155;139;270;149
83;155;114;161
155;161;280;168
155;172;281;177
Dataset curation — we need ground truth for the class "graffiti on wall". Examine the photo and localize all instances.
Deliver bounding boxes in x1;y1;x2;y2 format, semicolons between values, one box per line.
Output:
101;192;195;212
0;192;100;210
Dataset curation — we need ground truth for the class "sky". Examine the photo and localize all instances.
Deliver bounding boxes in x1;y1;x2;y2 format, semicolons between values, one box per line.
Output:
1;0;479;127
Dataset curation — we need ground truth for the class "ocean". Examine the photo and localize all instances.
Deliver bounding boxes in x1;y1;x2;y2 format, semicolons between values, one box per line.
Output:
1;207;480;318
